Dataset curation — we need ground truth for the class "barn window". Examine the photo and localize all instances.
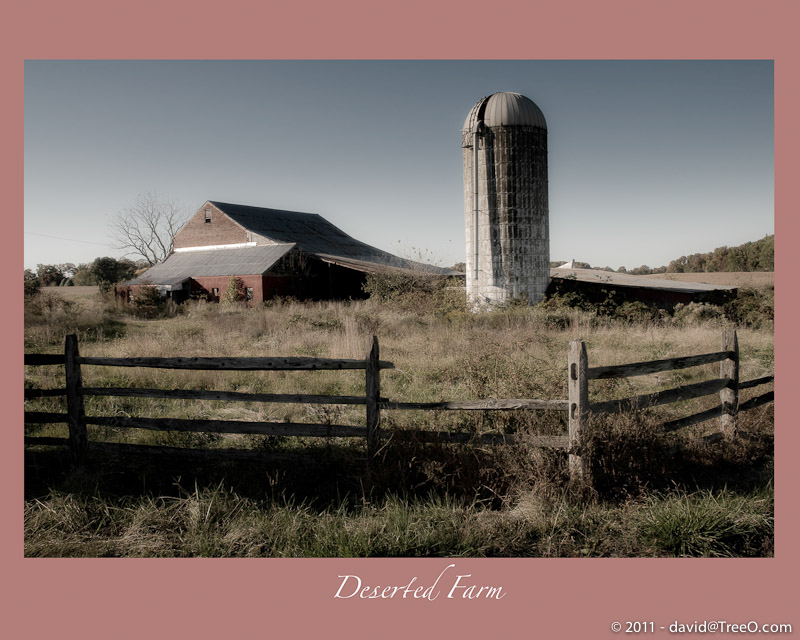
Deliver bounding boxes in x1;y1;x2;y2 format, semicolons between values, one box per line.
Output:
204;208;212;223
245;287;254;301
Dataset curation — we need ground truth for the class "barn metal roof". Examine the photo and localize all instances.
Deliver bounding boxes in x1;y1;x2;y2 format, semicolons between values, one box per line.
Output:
126;243;296;287
208;201;455;274
463;92;548;132
550;268;737;293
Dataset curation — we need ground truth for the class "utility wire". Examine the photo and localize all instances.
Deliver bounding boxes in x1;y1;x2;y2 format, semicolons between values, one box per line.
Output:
24;231;113;247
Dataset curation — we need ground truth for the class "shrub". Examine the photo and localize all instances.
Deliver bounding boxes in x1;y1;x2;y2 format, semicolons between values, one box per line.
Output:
671;302;724;326
24;270;41;297
540;287;662;323
612;301;660;324
132;286;166;318
224;276;247;305
25;290;75;316
724;287;774;329
362;270;465;315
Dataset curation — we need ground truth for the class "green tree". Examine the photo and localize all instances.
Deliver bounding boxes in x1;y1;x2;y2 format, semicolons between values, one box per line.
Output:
630;265;653;275
90;257;137;288
755;235;774;271
707;246;728;272
24;269;41;296
71;263;98;286
36;264;64;287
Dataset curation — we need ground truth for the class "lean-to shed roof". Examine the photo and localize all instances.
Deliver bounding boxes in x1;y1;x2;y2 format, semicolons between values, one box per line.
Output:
125;243;296;288
550;268;737;294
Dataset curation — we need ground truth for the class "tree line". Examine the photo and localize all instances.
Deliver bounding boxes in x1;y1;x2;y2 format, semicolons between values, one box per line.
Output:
24;257;143;296
25;193;192;297
551;235;774;275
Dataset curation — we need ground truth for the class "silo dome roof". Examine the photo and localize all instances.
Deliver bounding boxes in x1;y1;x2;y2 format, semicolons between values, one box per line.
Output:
463;92;547;131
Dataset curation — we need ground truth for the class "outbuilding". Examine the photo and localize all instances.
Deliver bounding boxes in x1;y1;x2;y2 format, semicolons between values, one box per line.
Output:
548;267;738;310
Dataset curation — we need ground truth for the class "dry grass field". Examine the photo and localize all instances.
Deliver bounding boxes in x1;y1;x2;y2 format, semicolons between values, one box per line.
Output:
38;285;102;299
642;271;774;289
23;284;774;557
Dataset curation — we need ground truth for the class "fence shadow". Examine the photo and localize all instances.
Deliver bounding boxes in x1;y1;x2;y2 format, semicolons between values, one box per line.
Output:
584;406;774;500
25;401;773;511
25;329;773;499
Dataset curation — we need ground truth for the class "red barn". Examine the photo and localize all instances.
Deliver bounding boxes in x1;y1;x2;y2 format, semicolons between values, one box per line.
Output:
119;201;453;303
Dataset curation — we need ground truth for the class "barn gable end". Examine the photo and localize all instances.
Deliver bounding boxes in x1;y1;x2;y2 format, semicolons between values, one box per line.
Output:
173;202;254;250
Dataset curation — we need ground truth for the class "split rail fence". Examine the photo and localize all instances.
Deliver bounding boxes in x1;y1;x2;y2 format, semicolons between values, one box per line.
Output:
25;329;773;482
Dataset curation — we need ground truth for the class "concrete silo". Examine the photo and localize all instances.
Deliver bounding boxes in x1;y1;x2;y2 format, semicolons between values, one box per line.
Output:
462;92;549;308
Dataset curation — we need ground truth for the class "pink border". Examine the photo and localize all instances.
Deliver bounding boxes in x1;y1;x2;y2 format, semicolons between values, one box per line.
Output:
5;1;796;637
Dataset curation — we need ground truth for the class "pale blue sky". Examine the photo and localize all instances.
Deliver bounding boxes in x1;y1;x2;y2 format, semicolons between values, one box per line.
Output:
24;60;773;270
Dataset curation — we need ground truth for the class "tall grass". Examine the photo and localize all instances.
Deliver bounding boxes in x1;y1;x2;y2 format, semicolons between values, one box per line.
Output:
24;289;774;557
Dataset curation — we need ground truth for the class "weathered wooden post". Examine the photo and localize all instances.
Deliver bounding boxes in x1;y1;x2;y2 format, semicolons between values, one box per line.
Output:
64;334;88;464
720;327;739;435
365;335;380;459
568;339;589;483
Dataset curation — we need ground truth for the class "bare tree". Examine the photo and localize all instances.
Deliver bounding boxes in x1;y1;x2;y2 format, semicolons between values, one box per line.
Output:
111;193;191;266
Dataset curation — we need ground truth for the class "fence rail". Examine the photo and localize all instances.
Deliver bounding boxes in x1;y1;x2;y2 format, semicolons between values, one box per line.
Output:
82;387;369;405
567;328;773;480
75;356;395;371
25;329;773;483
589;377;730;414
586;351;733;379
381;399;568;411
24;353;65;366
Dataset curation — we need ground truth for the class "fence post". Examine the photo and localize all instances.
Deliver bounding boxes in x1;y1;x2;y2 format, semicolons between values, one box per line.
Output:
365;335;381;459
64;334;88;464
720;327;739;435
568;339;589;483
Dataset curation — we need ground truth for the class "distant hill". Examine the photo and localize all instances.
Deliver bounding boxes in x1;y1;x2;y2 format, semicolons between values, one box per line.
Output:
552;235;774;275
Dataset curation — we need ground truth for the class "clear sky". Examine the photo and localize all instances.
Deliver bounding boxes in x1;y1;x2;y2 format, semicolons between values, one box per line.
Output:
24;60;774;271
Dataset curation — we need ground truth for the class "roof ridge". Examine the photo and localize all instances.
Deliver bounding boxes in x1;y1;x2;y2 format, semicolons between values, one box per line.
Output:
209;200;323;218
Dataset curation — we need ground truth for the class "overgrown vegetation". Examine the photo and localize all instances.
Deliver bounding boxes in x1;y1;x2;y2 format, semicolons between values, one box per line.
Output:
24;283;774;557
131;285;171;319
540;279;773;330
361;268;465;315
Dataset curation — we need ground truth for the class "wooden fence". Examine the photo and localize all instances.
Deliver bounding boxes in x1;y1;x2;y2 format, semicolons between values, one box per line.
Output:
25;335;392;464
25;329;773;482
566;328;773;480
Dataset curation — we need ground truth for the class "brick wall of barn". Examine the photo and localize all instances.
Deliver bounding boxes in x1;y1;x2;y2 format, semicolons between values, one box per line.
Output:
190;275;264;302
174;204;250;249
189;274;307;302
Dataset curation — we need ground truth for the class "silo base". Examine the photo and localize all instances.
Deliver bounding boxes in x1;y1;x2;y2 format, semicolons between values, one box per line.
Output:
466;284;545;311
